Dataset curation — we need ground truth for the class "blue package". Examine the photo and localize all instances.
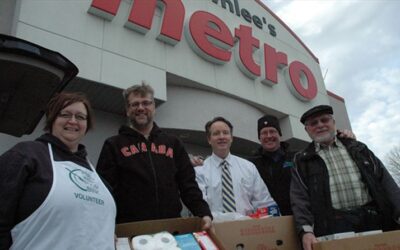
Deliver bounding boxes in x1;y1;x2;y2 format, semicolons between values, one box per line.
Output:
175;233;201;250
268;204;280;216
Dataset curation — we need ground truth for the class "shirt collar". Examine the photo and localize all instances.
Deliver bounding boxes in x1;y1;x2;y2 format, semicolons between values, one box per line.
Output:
315;136;344;152
211;152;232;167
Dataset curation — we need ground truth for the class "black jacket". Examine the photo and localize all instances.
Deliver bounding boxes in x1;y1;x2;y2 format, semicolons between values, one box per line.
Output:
291;137;400;237
0;133;92;249
249;142;295;215
96;123;212;223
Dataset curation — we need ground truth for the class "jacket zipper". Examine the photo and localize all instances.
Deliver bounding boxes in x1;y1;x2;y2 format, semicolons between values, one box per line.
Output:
293;152;309;191
146;140;160;217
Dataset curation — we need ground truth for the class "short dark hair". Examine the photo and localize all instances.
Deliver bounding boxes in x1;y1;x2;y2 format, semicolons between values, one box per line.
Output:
123;81;154;107
44;92;93;133
205;116;233;138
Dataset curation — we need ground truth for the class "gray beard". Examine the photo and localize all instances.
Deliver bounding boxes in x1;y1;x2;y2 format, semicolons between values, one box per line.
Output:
313;131;336;144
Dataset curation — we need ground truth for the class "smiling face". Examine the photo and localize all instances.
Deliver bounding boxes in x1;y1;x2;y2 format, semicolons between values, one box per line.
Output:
305;113;336;145
126;93;155;131
51;102;88;152
207;121;233;158
259;126;281;152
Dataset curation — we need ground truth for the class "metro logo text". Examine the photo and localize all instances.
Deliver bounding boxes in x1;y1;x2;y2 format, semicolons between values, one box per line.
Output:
88;0;317;101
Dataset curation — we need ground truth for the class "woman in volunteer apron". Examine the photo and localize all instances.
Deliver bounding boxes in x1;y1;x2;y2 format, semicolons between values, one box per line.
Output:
0;92;116;250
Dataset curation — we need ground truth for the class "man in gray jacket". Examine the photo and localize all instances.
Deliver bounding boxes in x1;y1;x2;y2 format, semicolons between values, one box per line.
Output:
291;105;400;250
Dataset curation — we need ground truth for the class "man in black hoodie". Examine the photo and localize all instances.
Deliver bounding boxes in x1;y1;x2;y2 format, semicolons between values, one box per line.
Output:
249;115;295;216
97;82;212;228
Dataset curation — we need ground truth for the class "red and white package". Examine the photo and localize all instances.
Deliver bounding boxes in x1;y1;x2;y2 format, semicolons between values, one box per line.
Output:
247;207;269;219
193;231;219;250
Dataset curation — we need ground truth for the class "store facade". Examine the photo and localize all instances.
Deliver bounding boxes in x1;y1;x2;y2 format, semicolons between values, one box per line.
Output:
0;0;351;161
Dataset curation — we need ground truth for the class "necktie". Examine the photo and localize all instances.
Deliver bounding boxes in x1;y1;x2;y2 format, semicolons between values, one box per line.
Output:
221;160;236;213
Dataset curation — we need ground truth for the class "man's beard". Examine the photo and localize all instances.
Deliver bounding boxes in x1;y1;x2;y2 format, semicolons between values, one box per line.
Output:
129;115;152;130
313;131;336;144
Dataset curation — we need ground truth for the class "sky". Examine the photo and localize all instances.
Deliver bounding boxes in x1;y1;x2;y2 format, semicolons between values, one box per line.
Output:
261;0;400;162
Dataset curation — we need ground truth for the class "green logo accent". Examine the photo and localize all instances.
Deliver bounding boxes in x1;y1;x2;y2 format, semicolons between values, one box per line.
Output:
283;161;294;168
66;168;99;193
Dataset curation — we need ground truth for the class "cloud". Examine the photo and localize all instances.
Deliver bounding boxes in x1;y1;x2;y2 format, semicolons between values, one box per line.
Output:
352;68;400;158
263;0;400;160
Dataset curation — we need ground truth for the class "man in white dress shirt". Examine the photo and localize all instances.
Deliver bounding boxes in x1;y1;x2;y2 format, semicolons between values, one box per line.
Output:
195;116;277;216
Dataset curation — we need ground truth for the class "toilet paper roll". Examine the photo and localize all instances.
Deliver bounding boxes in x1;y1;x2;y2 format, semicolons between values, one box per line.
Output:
153;232;177;248
116;237;131;250
131;235;155;250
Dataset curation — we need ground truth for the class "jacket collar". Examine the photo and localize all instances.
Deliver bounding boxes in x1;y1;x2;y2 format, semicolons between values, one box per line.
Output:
119;122;163;139
300;136;363;160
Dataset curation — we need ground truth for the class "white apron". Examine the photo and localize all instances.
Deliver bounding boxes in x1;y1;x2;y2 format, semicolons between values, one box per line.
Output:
11;144;116;250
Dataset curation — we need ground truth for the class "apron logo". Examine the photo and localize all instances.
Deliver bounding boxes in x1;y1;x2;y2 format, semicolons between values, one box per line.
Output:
66;168;99;194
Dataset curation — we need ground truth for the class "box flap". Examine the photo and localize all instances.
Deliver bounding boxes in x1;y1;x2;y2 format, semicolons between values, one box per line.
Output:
116;217;203;237
313;230;400;250
214;216;300;250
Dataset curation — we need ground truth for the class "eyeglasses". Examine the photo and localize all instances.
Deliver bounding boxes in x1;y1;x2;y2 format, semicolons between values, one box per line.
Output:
128;100;153;109
58;112;88;121
305;116;332;127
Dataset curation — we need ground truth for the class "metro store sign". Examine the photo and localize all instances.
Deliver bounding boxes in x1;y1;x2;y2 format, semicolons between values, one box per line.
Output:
88;0;318;101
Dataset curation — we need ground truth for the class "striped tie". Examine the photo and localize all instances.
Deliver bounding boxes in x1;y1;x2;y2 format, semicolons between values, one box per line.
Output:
221;160;236;213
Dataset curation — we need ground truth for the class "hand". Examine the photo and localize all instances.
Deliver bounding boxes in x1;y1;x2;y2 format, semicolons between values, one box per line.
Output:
337;129;356;140
190;155;204;167
201;216;213;231
302;232;318;250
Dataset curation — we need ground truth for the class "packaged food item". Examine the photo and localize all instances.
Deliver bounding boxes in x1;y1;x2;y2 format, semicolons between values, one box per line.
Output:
175;233;201;250
267;205;280;217
248;207;268;218
356;230;382;236
248;205;280;219
317;231;356;241
193;231;219;250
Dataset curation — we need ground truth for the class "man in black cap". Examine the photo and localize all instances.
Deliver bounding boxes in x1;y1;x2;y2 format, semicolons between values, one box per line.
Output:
291;105;400;250
249;115;295;215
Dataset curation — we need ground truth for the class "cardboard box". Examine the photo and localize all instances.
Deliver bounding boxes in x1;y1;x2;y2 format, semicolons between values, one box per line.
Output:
116;217;225;249
214;216;301;250
313;230;400;250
